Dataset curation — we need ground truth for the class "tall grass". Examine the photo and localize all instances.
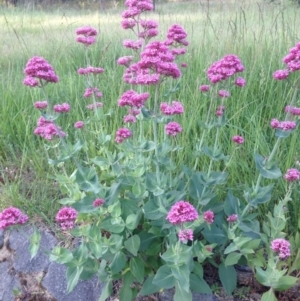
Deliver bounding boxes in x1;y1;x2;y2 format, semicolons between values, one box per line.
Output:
0;0;299;231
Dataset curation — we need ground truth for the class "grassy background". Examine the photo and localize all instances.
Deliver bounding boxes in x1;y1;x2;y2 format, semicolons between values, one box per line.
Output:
0;0;300;232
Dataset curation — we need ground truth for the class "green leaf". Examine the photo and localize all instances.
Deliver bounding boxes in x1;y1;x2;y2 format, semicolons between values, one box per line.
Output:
72;195;97;213
174;281;192;301
76;167;101;194
98;280;112;301
171;264;190;292
29;227;41;260
272;275;298;291
202;225;227;245
139;275;160;296
138;232;157;251
106;181;122;205
225;252;242;266
108;234;123;253
245;185;274;208
190;274;212;294
126;213;142;231
153;265;176;289
254;153;282;179
218;263;237;296
124;235;140;256
109;251;127;274
144;198;165;220
107;201;122;218
224;191;240;216
192;262;204;279
119;286;133;301
100;217;125;234
66;266;83;293
50;246;73;264
261;288;277;301
224;242;238;254
130;257;145;283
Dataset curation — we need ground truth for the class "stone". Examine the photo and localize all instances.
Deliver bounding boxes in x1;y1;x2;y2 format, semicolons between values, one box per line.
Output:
42;261;103;301
0;261;21;301
160;289;220;301
9;226;57;273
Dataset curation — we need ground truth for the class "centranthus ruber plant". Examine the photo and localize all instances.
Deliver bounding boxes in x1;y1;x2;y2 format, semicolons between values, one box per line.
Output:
2;1;300;300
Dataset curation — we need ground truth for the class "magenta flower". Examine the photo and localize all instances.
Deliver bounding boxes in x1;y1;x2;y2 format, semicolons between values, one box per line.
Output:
118;90;149;108
227;214;238;223
117;56;134;67
23;56;59;86
281;42;300;73
160;101;184;115
271;238;291;259
215;106;225;116
273;69;289;80
199;85;210;92
74;121;84;129
77;66;104;75
34;101;48;110
207;54;244;84
178;229;193;243
115;128;132;143
76;26;98;46
86;102;103;110
218;90;230;98
123;115;136;123
166;201;198;225
165;122;182;136
235;77;246;87
284;168;300;182
123;39;143;50
56;207;77;230
0;207;28;230
285;106;300;116
53;103;70;113
83;87;103;98
181;62;188;68
232;135;244;144
270;119;296;131
93;198;104;207
34;116;65;140
203;210;214;224
166;24;188;46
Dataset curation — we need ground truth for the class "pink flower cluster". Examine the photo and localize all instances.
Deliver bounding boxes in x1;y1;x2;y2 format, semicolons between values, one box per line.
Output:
218;89;230;98
160;101;184;115
122;0;153;19
215;105;225;116
115;128;132;143
166;201;198;225
227;214;238;223
123;41;181;85
23;56;59;87
53;103;70;113
270;119;296;131
93;198;104;207
207;54;245;84
273;42;300;80
123;115;136;123
56;207;78;230
77;67;104;75
76;26;98;46
0;207;28;230
34;101;48;110
139;19;159;40
74;121;84;129
199;85;210;92
203;210;214;224
83;87;103;98
235;76;246;87
165;24;188;47
285;106;300;116
271;238;291;259
34;116;65;140
178;229;193;243
165;121;182;136
123;39;143;50
118;90;149;108
86;102;103;110
284;168;300;182
232;135;244;144
117;56;134;67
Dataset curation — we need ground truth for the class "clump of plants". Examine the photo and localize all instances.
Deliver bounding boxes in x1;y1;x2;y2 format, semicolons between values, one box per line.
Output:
1;1;300;300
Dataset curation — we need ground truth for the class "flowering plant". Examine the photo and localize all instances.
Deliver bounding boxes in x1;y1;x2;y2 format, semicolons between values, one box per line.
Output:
1;1;300;301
